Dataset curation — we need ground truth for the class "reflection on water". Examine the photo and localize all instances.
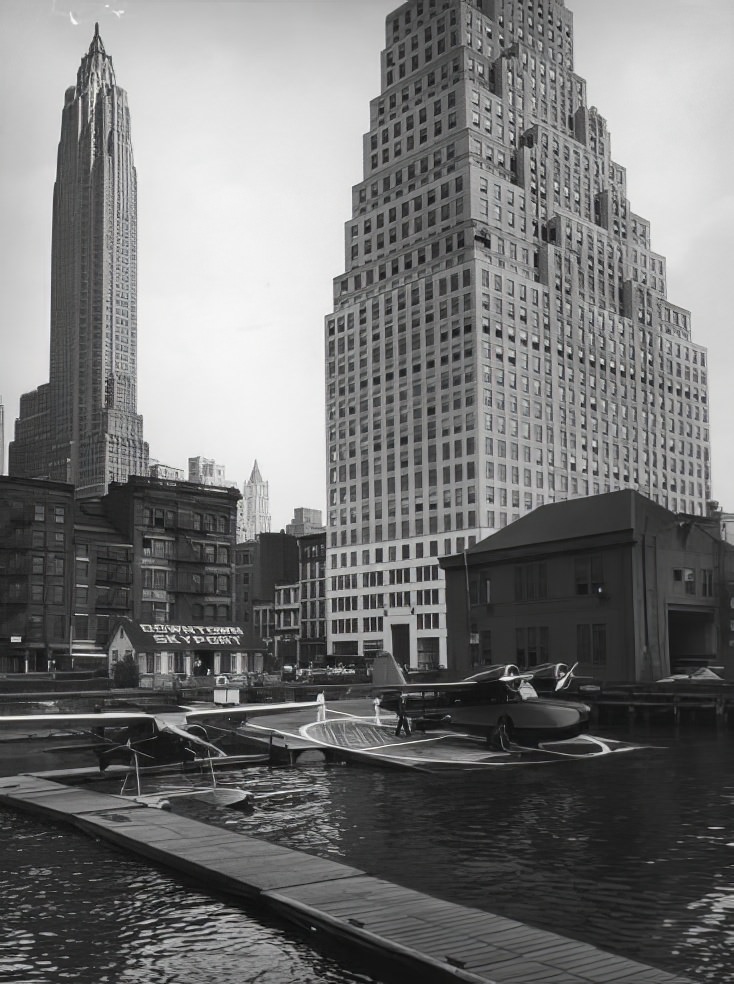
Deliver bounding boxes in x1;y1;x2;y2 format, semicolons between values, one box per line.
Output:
0;806;386;984
1;725;734;983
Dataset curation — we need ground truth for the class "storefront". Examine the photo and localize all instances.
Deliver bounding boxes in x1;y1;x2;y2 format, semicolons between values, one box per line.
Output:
107;618;267;688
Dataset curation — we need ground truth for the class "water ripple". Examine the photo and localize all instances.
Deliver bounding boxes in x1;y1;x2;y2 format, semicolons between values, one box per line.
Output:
2;727;734;983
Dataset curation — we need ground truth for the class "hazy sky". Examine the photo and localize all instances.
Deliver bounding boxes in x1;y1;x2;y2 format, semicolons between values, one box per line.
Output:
1;0;732;528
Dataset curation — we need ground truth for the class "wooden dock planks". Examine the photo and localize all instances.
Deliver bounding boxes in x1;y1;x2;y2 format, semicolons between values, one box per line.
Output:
0;774;694;984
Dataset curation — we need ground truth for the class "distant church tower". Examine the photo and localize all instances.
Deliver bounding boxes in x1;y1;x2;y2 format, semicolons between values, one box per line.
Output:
9;24;148;494
239;460;271;541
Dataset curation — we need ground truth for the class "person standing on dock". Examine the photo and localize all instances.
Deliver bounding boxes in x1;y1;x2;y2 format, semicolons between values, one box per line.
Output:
373;696;382;725
395;694;411;736
316;691;326;722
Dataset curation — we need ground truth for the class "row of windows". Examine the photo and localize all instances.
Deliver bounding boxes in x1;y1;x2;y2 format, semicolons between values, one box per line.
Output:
145;507;231;534
329;538;473;570
470;559;717;604
341;229;467;296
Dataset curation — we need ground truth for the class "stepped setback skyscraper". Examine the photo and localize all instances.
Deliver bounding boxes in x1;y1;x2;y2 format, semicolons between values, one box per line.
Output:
9;25;148;495
325;0;711;668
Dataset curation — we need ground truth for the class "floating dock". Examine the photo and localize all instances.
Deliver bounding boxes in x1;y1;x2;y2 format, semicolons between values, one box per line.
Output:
0;773;692;984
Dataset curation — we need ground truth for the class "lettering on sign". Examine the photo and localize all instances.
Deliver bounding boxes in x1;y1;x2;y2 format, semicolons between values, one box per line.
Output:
138;624;245;647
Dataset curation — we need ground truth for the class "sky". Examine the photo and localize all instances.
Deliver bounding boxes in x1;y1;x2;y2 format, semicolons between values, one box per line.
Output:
0;0;732;529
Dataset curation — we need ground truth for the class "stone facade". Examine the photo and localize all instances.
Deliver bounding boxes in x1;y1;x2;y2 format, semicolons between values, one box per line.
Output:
325;0;711;670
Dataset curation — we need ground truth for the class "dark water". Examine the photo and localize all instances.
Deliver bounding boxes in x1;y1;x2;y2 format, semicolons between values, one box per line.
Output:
2;724;733;983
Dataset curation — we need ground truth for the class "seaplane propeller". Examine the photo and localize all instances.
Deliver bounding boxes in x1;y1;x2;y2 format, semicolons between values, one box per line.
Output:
555;663;578;691
99;742;157;767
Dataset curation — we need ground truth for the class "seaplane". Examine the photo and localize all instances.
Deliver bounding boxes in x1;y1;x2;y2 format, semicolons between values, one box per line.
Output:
263;655;639;773
371;653;589;745
0;698;320;805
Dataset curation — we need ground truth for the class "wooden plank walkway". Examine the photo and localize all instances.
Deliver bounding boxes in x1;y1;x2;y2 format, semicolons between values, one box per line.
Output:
0;774;693;984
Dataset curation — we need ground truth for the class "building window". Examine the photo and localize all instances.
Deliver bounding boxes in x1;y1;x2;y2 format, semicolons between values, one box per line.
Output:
574;555;603;596
516;626;549;666
514;562;547;600
673;568;696;595
577;623;607;665
469;570;491;605
701;569;714;597
73;614;89;640
478;629;492;665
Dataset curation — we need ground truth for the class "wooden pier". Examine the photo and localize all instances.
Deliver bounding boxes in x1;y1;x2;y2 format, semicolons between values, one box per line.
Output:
576;683;734;729
0;773;692;984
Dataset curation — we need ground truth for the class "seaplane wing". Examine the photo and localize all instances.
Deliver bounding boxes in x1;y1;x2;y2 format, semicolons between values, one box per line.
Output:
183;700;319;721
375;680;478;694
371;652;533;693
0;700;320;733
0;710;155;733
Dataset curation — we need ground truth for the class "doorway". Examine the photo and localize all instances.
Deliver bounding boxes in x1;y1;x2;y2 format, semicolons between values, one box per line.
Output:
391;624;410;669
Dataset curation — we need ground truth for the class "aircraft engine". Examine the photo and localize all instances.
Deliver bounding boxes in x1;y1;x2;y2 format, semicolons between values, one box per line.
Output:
466;663;521;682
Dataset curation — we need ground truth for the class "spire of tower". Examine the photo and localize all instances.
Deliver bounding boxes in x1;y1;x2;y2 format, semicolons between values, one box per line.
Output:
89;22;106;56
77;21;115;93
250;460;263;483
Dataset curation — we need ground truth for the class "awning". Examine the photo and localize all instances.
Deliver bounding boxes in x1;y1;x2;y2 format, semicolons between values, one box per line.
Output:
112;618;266;653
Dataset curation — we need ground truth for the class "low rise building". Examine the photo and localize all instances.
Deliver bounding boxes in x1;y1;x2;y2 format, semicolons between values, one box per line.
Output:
298;531;327;665
0;474;264;682
274;581;300;666
440;490;734;682
0;477;74;672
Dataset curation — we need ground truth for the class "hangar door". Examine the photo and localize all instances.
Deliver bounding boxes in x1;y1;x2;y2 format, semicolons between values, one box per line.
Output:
667;608;717;673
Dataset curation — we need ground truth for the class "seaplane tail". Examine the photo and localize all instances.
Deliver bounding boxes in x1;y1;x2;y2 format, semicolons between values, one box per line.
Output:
371;651;408;687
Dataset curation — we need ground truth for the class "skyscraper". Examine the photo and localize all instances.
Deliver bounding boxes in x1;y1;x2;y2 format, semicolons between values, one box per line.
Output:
325;0;711;669
239;460;271;542
9;24;148;496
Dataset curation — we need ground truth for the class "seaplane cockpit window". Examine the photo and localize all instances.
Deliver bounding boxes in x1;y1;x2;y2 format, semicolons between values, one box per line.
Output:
477;682;521;705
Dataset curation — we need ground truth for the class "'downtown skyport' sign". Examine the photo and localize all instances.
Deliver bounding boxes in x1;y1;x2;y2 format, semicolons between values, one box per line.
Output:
136;623;247;648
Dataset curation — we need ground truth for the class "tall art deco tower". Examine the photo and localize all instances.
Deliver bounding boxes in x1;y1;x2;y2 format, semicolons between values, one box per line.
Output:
325;0;712;669
9;25;148;495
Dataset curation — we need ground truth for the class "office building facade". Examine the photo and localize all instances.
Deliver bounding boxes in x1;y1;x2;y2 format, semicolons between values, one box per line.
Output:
9;25;148;495
325;0;711;669
286;508;325;537
188;456;237;488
